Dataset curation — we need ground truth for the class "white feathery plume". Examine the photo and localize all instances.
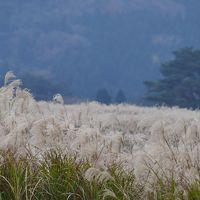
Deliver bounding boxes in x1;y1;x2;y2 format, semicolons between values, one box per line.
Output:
102;189;117;199
53;94;64;104
16;88;33;100
96;171;114;183
7;79;22;89
111;131;123;153
185;121;198;143
85;167;113;183
85;167;101;182
4;71;16;86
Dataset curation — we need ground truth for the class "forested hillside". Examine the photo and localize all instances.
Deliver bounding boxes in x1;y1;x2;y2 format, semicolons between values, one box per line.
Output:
0;1;199;102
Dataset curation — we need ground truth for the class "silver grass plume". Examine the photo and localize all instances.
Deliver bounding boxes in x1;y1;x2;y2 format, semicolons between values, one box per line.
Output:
4;71;16;86
85;167;113;183
102;189;117;199
53;94;64;104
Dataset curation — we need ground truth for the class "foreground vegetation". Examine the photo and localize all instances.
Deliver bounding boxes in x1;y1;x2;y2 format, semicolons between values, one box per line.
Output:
1;72;200;199
0;149;199;200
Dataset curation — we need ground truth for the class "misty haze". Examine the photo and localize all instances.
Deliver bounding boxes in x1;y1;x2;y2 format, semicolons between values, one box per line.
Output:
0;1;200;199
0;0;199;106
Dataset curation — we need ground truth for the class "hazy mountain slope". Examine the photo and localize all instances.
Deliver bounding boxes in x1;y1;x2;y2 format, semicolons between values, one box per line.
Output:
0;0;199;102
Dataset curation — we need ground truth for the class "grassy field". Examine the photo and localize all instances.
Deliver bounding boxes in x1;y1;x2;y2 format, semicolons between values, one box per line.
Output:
1;72;200;199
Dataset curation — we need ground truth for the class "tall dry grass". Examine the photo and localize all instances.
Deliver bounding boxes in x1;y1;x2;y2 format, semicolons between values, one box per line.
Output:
0;72;200;198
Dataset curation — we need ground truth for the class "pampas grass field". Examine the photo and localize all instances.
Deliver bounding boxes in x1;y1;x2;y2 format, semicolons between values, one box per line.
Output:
1;72;200;199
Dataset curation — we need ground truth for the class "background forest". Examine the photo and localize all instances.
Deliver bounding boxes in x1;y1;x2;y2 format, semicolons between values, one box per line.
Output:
0;1;199;106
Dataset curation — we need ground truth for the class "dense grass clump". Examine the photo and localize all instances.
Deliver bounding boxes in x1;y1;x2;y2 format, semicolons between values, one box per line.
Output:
0;150;200;200
0;150;143;200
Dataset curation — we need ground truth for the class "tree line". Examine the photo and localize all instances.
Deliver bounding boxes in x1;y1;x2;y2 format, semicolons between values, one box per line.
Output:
144;47;200;109
5;47;200;108
96;47;200;108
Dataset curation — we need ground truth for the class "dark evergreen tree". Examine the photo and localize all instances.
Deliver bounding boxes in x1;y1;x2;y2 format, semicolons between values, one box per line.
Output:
95;88;112;105
144;48;200;108
115;89;126;104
